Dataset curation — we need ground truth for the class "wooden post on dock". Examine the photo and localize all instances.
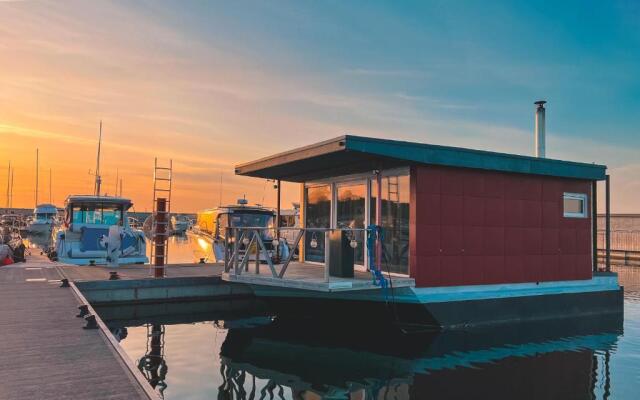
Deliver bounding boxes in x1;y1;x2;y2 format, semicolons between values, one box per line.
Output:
154;198;167;278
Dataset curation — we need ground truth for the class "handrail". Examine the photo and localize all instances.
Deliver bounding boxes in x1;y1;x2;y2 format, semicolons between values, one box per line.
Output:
222;226;367;282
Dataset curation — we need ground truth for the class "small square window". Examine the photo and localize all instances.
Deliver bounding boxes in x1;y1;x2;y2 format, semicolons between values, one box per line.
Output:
563;193;588;218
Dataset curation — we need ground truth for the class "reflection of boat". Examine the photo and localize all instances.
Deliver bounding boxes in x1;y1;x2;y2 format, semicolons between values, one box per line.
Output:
25;203;58;235
51;195;148;265
194;199;276;262
219;314;622;399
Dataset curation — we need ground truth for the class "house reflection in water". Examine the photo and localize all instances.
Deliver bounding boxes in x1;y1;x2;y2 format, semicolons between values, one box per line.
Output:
105;297;622;400
217;315;620;399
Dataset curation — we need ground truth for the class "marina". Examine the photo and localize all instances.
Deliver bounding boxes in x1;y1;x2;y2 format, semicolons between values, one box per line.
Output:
2;1;640;398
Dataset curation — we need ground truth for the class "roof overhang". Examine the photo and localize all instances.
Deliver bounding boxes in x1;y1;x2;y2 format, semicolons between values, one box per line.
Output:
235;135;607;182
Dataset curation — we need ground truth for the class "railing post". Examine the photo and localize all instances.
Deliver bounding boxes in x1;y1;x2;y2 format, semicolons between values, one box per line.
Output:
233;228;239;274
223;228;228;271
605;174;611;272
255;229;260;274
324;230;330;283
592;180;597;272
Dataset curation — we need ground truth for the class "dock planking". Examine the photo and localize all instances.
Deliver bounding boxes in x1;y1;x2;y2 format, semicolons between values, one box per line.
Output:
0;254;154;400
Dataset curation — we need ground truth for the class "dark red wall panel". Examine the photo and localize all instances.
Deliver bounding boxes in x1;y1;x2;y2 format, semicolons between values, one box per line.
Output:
410;165;593;287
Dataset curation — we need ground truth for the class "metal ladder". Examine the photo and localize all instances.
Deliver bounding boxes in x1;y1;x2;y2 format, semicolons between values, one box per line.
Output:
149;158;173;277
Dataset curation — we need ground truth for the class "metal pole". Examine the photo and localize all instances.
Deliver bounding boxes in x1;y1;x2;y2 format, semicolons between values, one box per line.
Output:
375;170;382;271
605;175;611;272
324;232;329;283
5;161;10;208
35;148;39;207
154;197;167;278
49;168;52;204
276;179;281;262
592;180;597;272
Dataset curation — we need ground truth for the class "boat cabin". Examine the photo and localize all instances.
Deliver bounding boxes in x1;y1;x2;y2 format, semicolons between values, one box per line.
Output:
33;204;58;222
196;201;275;241
235;135;609;288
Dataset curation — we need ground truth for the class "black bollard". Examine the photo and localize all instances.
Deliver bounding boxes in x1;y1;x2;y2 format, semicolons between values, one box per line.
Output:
83;314;98;330
60;278;70;288
109;271;120;280
76;304;89;318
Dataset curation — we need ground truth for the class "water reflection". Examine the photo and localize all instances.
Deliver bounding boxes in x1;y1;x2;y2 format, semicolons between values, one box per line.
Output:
105;299;626;399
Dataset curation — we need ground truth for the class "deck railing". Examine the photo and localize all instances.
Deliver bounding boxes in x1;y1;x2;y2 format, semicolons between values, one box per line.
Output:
223;227;368;282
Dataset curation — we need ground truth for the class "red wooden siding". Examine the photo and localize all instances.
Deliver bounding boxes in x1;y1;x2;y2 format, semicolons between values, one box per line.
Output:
409;165;593;287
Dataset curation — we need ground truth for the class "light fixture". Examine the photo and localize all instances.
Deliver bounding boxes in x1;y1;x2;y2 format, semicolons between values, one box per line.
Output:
242;237;250;245
310;238;318;248
349;239;358;249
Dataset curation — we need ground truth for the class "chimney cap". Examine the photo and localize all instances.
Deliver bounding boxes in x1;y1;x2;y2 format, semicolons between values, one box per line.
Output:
534;100;547;107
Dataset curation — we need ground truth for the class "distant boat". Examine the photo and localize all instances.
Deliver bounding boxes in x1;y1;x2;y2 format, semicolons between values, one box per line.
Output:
25;203;58;235
193;199;276;262
50;195;148;266
170;215;189;235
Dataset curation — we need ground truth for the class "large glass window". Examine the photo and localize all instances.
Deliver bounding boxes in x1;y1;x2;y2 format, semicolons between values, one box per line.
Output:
371;174;410;275
337;182;366;265
71;204;123;225
305;185;331;263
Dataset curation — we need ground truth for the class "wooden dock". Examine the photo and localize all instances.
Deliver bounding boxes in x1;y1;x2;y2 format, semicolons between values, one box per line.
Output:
0;254;156;400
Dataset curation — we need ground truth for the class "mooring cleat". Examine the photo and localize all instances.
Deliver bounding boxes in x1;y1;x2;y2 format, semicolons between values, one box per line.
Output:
83;314;98;329
76;304;89;318
109;271;120;280
60;278;70;288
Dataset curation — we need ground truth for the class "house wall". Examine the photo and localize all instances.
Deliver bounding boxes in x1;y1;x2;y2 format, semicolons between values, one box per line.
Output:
410;165;593;287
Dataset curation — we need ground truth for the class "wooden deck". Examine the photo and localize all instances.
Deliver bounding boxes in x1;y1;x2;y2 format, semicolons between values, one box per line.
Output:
0;254;156;400
223;261;415;292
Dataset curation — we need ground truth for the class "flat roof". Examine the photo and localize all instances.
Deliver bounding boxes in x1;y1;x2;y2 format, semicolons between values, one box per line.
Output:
235;135;606;182
65;195;132;205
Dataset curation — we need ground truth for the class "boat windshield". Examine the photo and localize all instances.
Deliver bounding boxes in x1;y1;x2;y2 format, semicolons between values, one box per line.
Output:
35;213;55;221
229;212;274;229
71;204;123;225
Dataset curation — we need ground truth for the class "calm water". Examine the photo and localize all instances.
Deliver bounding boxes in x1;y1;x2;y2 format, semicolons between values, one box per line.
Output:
24;232;640;399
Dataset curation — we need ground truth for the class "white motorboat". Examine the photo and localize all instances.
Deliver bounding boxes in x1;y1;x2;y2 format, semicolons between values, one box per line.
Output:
26;203;58;235
51;195;148;265
170;215;189;235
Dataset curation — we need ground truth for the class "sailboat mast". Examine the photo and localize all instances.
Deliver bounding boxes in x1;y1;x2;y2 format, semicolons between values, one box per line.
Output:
5;161;10;208
35;148;39;207
115;168;119;196
10;168;13;208
94;121;102;196
119;178;123;197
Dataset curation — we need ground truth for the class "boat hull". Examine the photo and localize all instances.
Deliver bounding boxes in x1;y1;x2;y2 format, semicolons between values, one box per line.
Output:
244;274;623;330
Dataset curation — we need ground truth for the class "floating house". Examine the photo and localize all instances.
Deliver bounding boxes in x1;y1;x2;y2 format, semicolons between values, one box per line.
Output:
227;109;622;328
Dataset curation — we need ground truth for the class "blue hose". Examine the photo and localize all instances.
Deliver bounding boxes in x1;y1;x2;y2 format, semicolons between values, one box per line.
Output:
366;225;387;289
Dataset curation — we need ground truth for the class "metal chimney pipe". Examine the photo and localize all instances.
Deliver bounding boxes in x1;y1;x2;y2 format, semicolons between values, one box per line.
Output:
534;100;546;158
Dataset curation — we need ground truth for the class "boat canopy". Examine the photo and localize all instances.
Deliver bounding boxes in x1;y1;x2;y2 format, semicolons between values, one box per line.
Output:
64;195;133;210
34;204;58;214
234;135;607;182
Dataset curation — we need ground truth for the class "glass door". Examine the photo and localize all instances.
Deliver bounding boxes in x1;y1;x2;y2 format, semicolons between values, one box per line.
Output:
304;185;331;263
370;174;410;275
336;182;366;265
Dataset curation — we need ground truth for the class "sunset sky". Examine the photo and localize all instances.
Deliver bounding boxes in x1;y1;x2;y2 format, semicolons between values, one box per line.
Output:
1;1;639;212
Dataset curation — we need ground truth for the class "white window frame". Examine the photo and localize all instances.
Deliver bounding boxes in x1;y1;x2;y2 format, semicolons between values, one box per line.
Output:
563;192;588;218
